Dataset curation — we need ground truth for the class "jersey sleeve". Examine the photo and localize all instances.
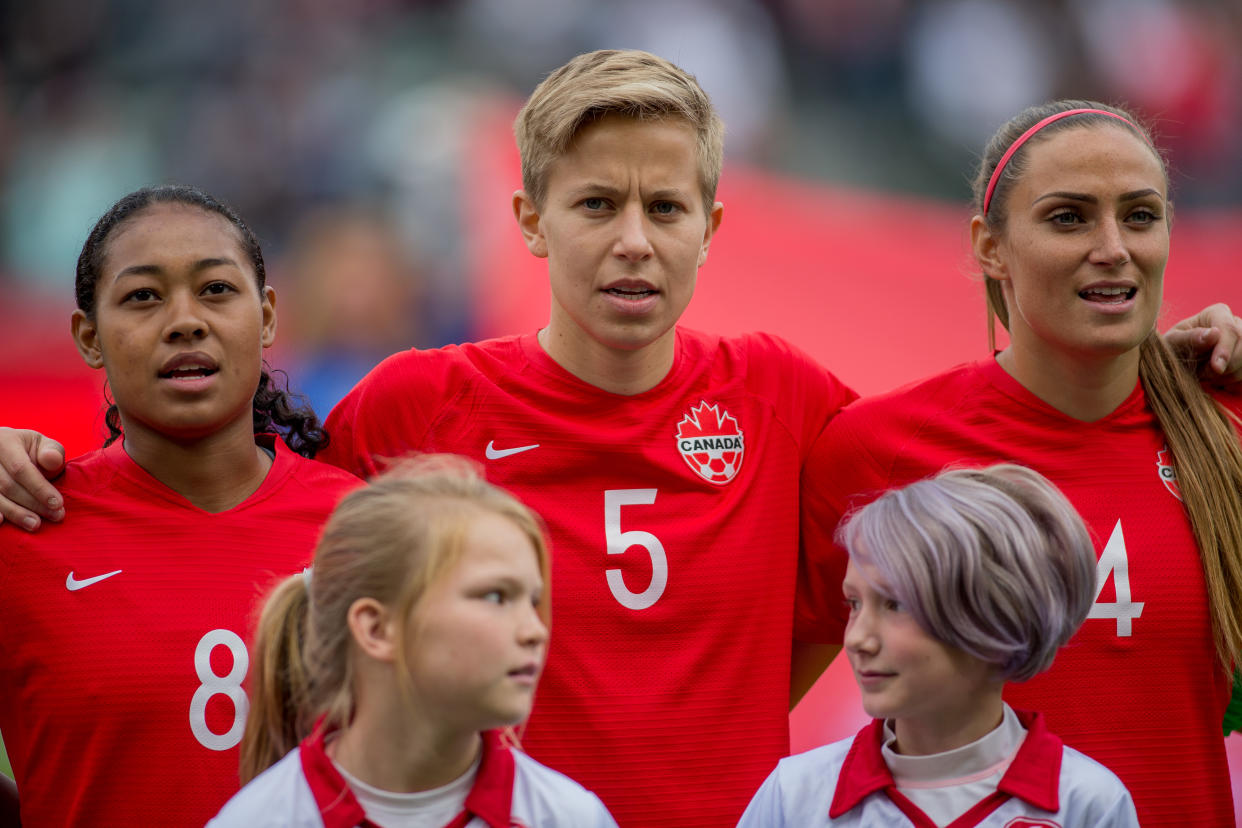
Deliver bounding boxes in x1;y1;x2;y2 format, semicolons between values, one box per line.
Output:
794;405;893;643
320;349;456;478
740;332;858;458
738;333;860;643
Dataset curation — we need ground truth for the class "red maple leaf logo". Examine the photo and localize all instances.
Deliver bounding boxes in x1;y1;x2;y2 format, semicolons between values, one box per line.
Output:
675;401;744;484
1156;446;1182;502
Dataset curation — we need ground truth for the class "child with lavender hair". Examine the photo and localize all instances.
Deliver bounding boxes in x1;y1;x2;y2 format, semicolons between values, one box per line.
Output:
740;465;1139;827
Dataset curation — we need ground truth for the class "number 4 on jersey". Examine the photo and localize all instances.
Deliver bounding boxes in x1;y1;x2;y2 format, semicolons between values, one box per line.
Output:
1086;520;1144;637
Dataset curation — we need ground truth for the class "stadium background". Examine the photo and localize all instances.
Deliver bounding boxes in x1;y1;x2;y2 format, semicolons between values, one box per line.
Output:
1;0;1239;816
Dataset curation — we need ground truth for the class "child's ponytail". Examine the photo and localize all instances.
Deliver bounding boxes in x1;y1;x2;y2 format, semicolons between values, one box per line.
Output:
239;573;314;783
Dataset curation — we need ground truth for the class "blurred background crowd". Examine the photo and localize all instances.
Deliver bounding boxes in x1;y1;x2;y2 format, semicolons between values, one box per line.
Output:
4;0;1242;413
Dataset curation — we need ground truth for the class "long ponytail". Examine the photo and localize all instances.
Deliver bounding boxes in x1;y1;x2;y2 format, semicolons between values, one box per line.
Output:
239;574;314;783
1139;333;1242;669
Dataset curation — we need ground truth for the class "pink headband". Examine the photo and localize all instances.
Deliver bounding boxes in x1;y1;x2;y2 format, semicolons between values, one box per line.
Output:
982;108;1149;215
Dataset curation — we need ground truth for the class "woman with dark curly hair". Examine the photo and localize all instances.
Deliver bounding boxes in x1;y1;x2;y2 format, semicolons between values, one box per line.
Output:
0;185;360;826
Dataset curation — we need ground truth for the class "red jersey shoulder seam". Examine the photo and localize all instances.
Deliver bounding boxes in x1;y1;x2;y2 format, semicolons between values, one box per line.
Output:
726;330;854;456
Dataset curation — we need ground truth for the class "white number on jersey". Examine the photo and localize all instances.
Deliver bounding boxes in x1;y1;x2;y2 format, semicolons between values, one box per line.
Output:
190;628;250;751
604;488;667;610
1086;520;1145;637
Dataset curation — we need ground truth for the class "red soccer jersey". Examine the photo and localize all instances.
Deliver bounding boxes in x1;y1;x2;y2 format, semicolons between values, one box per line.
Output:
0;437;359;826
321;328;857;827
798;357;1239;827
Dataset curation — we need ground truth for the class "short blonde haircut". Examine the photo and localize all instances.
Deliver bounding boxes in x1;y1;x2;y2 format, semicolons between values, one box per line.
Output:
239;454;551;782
514;49;725;213
838;465;1096;682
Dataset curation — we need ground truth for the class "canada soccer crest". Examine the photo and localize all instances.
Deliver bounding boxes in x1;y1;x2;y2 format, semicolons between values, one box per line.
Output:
1156;445;1182;501
676;401;745;484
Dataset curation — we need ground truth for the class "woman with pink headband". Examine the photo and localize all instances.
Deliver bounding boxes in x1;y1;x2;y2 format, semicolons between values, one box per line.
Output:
797;100;1242;826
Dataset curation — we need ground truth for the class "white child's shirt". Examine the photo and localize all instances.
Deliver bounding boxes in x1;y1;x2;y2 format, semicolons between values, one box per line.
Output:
333;752;480;827
738;709;1139;827
880;703;1026;825
208;727;617;828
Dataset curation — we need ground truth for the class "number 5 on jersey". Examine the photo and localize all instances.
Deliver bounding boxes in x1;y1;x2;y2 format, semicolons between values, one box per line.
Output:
1086;520;1144;637
605;489;667;610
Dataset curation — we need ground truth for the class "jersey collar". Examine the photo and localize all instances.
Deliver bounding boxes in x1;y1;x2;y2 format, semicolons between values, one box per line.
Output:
829;709;1062;819
299;723;517;828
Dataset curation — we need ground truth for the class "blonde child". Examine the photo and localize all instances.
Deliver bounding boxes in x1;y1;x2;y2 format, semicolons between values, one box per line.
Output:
210;456;616;827
742;465;1139;827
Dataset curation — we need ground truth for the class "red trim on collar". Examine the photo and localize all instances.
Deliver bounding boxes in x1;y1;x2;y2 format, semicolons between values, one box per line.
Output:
298;722;517;828
829;710;1063;821
878;786;1017;828
906;787;1011;828
886;787;943;828
829;719;892;817
460;731;518;828
995;709;1062;812
299;724;371;828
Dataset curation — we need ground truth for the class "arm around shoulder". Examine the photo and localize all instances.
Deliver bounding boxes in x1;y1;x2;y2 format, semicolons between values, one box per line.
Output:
1163;302;1242;385
0;428;66;531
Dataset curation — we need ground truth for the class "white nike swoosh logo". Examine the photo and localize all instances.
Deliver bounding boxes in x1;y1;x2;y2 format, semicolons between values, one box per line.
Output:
485;441;540;460
66;569;123;591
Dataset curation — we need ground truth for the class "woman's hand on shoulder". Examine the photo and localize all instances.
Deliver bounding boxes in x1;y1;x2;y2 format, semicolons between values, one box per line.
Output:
1164;303;1242;387
0;427;66;531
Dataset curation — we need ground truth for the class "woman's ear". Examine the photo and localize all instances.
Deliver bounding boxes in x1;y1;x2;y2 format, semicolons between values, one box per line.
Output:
697;201;723;267
346;597;398;664
970;215;1008;282
260;285;277;349
512;190;548;259
71;310;105;369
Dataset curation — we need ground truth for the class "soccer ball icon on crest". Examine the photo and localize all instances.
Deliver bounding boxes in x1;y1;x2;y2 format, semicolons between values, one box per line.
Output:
675;401;745;485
